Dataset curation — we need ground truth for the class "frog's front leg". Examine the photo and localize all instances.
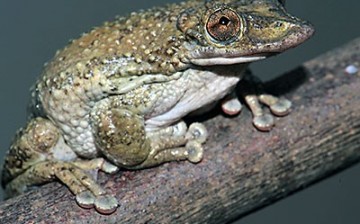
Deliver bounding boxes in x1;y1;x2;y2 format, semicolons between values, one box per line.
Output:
91;102;207;170
232;72;292;131
2;118;119;214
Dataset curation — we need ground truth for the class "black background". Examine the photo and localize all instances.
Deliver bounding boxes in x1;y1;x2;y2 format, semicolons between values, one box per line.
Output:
0;1;359;223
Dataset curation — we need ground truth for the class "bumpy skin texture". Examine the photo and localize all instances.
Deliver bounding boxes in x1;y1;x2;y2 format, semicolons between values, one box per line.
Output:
2;0;313;214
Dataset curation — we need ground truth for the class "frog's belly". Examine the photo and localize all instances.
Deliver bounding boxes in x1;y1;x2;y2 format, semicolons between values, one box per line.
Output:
145;68;242;131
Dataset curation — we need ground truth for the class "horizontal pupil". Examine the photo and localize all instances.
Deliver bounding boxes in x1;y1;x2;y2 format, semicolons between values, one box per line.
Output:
219;16;230;25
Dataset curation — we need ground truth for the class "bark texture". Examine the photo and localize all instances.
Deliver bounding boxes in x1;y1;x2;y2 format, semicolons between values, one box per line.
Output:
1;38;360;224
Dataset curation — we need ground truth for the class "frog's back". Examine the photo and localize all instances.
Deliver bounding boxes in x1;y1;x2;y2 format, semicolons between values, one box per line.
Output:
36;2;198;86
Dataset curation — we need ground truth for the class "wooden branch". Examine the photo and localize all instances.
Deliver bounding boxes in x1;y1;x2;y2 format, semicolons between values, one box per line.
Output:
1;38;360;224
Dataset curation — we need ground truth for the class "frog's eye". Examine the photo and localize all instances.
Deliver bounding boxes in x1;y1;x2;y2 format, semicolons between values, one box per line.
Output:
206;8;242;43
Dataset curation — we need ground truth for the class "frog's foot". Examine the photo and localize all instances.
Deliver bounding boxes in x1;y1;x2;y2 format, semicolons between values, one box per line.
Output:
145;121;207;163
245;94;292;131
54;161;118;214
5;160;119;214
139;122;207;167
65;159;119;214
237;70;292;131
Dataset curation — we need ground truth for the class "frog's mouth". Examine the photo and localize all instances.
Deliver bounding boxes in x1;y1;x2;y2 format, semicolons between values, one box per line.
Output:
189;54;268;66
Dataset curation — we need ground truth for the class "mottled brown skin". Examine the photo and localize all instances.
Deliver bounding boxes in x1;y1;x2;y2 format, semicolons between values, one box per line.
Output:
2;0;313;214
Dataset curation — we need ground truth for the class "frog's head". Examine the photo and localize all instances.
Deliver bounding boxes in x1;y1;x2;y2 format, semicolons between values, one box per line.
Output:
177;0;314;66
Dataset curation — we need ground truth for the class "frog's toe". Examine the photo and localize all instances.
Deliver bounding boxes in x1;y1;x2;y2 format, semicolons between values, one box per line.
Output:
77;190;118;214
269;98;292;116
186;123;208;144
186;141;204;163
76;190;95;209
101;161;119;174
94;194;119;215
253;114;274;131
258;94;292;116
172;121;188;136
221;97;242;115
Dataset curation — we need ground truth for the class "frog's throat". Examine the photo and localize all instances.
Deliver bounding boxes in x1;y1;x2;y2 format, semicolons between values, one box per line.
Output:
190;55;266;66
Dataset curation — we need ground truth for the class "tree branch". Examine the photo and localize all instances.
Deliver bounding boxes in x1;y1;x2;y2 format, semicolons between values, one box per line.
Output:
1;38;360;224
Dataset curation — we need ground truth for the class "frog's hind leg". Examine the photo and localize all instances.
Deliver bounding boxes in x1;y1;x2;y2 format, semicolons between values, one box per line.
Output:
2;117;119;214
4;160;118;214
